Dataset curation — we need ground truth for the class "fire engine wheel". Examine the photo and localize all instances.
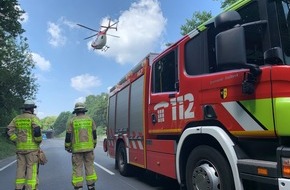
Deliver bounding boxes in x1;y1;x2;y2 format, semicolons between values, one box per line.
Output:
117;142;131;176
186;145;234;190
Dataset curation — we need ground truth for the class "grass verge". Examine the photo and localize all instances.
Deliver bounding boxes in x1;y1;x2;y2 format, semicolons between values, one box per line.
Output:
0;135;16;160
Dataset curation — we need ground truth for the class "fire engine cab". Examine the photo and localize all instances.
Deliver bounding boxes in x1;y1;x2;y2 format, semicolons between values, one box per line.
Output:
103;0;290;189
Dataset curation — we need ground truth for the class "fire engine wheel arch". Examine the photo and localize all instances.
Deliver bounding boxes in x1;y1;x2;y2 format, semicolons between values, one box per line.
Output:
116;141;131;176
185;145;234;190
176;126;244;190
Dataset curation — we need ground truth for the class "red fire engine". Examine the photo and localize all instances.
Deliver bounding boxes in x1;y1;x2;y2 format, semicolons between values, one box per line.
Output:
103;0;290;189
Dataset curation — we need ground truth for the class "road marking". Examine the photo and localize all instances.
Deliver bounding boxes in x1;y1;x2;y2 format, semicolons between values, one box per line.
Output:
0;160;17;172
0;145;43;172
94;162;115;175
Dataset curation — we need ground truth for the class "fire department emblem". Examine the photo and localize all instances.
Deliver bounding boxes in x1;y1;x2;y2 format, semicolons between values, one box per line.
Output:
220;88;228;99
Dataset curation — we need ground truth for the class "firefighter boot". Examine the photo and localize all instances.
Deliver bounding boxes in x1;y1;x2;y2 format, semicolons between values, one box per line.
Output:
88;184;95;190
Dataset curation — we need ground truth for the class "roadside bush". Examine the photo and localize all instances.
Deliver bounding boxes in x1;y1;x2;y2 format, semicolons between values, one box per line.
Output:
0;136;16;160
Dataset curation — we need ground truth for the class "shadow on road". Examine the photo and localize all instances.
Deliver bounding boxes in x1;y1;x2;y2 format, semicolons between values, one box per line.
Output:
132;167;180;190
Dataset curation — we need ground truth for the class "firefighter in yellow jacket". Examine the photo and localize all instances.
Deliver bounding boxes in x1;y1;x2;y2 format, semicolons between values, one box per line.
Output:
65;102;98;190
7;100;42;190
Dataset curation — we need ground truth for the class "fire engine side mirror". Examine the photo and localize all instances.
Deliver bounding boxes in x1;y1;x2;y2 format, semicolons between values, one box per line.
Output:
215;10;246;70
264;47;284;65
215;10;241;29
215;26;247;70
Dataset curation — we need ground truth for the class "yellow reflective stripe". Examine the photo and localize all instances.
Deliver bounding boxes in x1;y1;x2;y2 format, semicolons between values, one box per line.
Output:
224;0;252;11
74;142;94;148
65;143;71;147
32;117;41;126
17;142;38;150
86;173;97;181
73;119;93;129
15;118;31;127
73;143;94;152
34;136;42;142
10;134;17;141
16;178;26;184
72;176;84;185
26;163;38;189
75;127;80;143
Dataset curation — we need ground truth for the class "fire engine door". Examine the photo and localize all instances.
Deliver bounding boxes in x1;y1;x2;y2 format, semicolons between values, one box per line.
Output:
149;50;180;134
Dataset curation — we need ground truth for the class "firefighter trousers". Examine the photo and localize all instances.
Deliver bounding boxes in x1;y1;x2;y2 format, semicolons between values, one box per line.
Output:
71;151;98;188
15;151;39;190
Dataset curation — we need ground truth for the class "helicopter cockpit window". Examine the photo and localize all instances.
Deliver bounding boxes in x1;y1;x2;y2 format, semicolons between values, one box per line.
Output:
152;51;177;93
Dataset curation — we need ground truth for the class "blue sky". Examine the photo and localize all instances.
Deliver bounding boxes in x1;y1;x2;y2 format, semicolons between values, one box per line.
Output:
18;0;222;118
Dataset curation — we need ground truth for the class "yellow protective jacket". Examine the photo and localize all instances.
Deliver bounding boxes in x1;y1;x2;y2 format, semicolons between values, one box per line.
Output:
66;114;97;153
7;111;42;153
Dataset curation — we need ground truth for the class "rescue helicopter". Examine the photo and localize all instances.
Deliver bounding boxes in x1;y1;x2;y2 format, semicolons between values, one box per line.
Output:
77;19;119;51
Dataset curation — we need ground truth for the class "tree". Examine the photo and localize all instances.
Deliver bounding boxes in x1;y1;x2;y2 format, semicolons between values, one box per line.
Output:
0;0;37;127
180;0;240;35
41;116;57;130
180;11;212;35
214;0;240;9
0;0;25;39
84;93;108;136
52;111;71;136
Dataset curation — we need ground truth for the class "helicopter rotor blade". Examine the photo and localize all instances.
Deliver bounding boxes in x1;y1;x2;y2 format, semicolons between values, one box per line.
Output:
110;21;119;27
107;33;120;38
84;33;98;40
101;20;119;29
77;24;99;32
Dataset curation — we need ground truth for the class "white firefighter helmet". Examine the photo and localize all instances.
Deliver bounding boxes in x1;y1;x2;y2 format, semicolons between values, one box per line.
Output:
23;99;37;109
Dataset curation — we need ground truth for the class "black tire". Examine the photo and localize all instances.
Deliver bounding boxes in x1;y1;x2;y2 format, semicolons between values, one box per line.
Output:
117;142;131;176
186;145;235;190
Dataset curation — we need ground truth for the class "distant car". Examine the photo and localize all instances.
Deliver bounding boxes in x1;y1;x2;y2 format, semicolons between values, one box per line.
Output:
42;133;47;140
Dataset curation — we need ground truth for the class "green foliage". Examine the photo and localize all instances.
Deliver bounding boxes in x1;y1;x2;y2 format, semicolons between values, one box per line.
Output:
85;93;108;129
180;0;240;36
0;135;16;160
214;0;240;9
0;0;25;39
49;93;108;137
0;0;38;128
97;126;107;137
41;116;57;130
52;111;72;136
180;11;212;35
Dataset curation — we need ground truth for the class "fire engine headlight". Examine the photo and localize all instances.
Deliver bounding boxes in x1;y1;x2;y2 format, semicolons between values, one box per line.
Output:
282;157;290;178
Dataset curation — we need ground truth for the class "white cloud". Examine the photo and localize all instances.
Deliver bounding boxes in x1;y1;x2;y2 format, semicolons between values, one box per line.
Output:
36;111;45;119
47;22;66;47
20;12;28;23
74;97;85;103
15;5;28;23
60;17;78;29
31;52;51;71
94;0;167;64
71;74;102;92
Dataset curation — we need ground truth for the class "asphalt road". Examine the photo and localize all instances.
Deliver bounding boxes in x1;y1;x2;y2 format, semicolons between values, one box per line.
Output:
0;138;179;190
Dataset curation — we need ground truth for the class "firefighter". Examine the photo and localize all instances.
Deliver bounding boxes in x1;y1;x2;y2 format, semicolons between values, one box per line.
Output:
65;102;98;190
7;100;42;190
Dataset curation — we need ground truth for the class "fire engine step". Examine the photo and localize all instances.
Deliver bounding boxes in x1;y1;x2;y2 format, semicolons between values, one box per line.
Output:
237;159;278;185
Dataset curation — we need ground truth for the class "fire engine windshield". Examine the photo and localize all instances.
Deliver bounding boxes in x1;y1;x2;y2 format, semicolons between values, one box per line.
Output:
278;0;290;64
